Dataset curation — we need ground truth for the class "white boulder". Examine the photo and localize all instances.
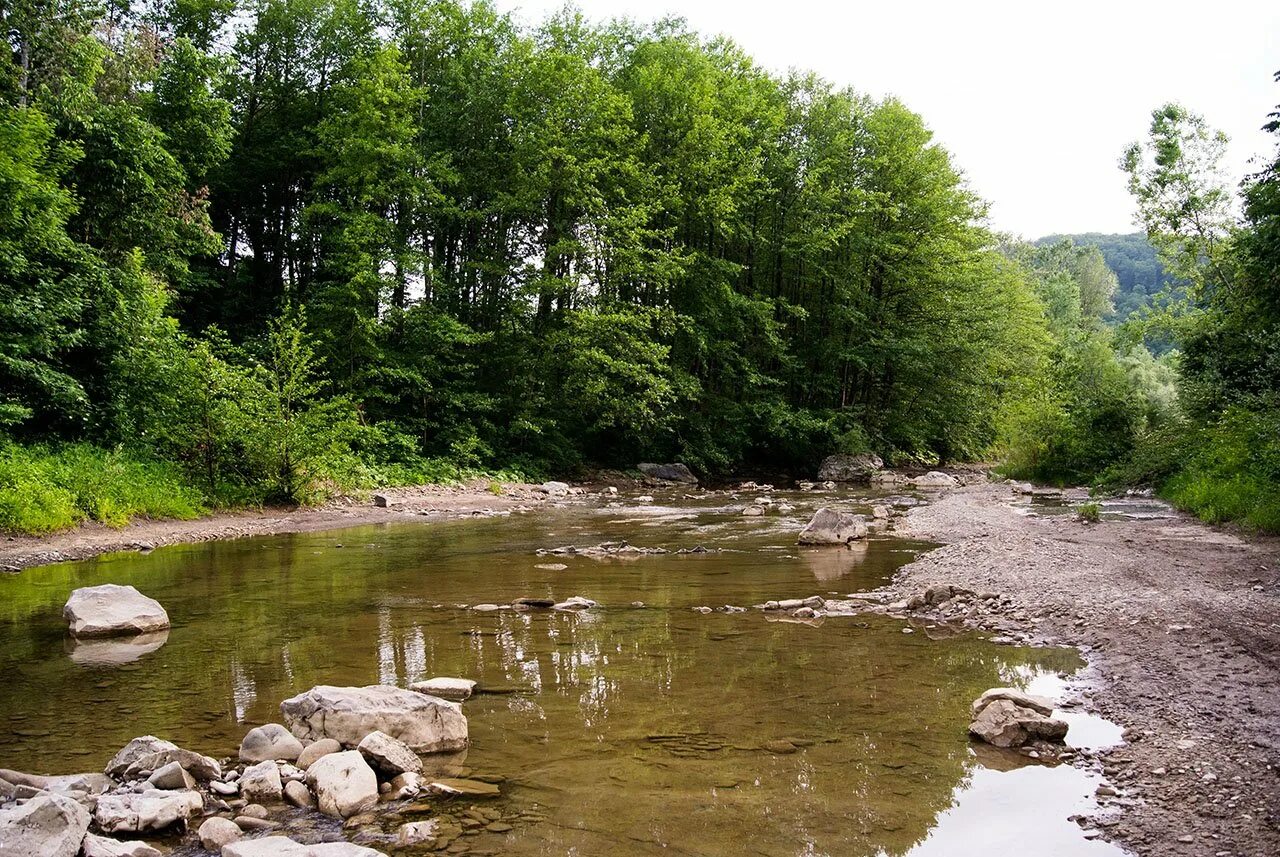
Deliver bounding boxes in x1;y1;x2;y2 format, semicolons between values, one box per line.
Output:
280;685;467;754
63;585;169;638
0;792;91;857
305;751;378;819
93;789;202;833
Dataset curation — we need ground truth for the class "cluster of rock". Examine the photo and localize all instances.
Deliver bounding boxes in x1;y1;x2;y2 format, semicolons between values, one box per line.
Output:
467;595;599;612
812;455;965;490
968;688;1069;749
0;682;486;857
739;495;795;516
536;541;666;558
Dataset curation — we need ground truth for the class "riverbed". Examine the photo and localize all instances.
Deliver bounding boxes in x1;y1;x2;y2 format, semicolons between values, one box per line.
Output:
0;488;1128;856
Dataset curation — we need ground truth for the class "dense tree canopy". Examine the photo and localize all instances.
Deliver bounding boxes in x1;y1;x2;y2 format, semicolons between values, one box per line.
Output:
1;0;1061;510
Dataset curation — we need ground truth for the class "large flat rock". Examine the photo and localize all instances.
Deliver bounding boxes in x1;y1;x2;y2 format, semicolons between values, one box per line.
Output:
280;685;467;753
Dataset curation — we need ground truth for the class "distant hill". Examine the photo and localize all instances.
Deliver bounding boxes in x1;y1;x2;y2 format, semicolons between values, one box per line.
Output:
1035;232;1178;322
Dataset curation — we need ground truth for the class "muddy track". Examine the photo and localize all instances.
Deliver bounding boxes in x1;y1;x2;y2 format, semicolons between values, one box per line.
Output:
890;482;1280;857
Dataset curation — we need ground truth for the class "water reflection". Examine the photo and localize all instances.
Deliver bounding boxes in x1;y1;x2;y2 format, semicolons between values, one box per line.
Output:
0;490;1113;856
65;628;169;666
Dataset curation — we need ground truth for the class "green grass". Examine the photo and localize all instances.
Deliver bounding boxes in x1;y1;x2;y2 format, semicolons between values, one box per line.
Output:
1075;501;1101;523
0;443;205;535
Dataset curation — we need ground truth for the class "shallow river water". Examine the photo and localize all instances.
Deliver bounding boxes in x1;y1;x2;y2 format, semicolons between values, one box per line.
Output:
0;489;1127;856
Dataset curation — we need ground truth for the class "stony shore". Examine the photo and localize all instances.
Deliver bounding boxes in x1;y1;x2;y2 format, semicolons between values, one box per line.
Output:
880;482;1280;856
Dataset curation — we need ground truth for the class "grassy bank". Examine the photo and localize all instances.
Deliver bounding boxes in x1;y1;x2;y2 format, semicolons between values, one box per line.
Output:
0;444;205;535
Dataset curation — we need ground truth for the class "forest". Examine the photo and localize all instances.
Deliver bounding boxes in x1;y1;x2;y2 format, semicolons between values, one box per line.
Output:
1;0;1278;534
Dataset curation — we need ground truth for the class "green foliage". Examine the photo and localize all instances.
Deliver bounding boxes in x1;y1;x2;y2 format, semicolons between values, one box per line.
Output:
0;443;204;534
1075;502;1100;524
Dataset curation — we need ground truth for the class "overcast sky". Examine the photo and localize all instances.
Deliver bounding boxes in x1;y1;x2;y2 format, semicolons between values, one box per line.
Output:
495;0;1280;239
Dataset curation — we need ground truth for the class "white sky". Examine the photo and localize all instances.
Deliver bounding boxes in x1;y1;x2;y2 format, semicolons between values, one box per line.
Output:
496;0;1280;238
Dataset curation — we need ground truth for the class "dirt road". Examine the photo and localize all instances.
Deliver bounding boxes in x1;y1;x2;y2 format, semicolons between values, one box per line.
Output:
891;482;1280;856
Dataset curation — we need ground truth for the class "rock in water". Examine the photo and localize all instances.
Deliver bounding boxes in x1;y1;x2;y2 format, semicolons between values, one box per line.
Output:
910;470;960;489
968;689;1069;748
636;462;698;484
280;685;468;753
970;687;1055;717
93;789;203;833
0;792;91;857
81;834;163;857
240;723;305;763
306;751;378;819
296;738;342;771
198;816;243;851
816;453;884;482
357;730;423;776
63;585;169;638
408;677;475;702
426;777;500;798
797;508;868;545
239;760;283;802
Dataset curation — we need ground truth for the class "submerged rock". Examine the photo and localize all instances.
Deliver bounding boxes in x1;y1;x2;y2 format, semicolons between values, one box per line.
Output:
93;789;203;833
426;777;500;798
0;792;91;857
637;462;698;484
537;541;667;558
240;723;305;764
408;677;475;702
63;585;169;638
397;819;439;847
816;453;883;482
222;838;387;857
306;751;378;819
797;508;868;545
552;595;598;611
280;685;468;753
968;688;1068;748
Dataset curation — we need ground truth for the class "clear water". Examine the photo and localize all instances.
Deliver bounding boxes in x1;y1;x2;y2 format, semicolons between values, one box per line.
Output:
0;489;1126;856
